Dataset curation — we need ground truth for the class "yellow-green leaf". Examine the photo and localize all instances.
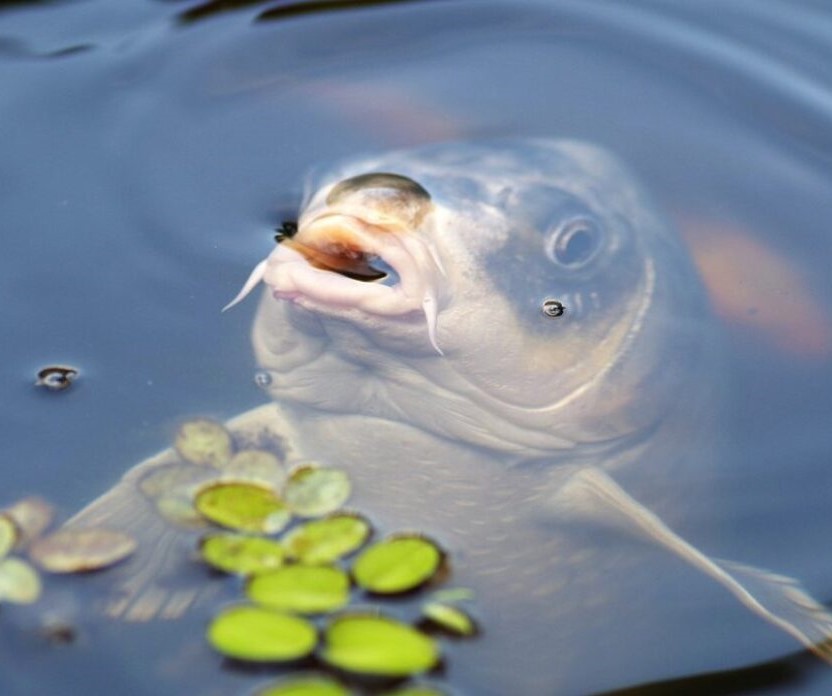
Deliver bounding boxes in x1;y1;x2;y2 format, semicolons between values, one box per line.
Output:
253;675;349;696
0;514;18;558
0;557;42;604
353;536;443;594
247;565;349;614
200;534;285;575
207;604;317;662
283;513;370;565
421;601;477;637
195;481;290;534
321;613;439;676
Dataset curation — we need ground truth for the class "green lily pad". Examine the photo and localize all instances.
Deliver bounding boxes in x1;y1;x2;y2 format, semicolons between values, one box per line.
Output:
352;536;443;594
200;534;285;575
207;604;317;662
420;602;477;637
195;481;290;534
284;465;351;517
0;557;42;604
321;613;439;677
247;565;349;614
29;528;137;573
174;418;233;468
3;497;53;547
283;513;371;565
220;449;286;488
0;514;18;558
253;675;350;696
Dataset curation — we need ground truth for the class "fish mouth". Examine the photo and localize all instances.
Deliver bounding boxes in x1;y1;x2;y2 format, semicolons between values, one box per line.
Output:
224;212;446;353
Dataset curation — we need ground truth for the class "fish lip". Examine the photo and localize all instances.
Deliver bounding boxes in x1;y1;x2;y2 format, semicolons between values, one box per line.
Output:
274;211;426;315
224;208;446;353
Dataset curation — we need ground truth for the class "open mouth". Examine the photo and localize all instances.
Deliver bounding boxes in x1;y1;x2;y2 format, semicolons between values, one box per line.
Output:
224;212;445;353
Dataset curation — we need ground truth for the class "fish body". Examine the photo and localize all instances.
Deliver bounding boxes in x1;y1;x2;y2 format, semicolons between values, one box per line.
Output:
66;140;832;694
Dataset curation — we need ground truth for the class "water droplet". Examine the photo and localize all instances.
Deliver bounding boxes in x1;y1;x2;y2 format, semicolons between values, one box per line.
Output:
254;371;272;388
35;366;79;392
541;299;565;318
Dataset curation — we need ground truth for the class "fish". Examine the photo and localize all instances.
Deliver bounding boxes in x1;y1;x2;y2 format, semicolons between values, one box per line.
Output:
63;139;832;694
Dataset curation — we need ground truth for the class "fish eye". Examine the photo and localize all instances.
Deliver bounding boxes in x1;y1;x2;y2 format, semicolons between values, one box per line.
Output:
545;217;602;269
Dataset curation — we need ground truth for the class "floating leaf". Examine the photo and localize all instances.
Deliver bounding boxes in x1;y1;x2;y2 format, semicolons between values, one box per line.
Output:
195;481;290;534
0;514;18;558
353;536;442;594
3;497;53;547
284;466;351;517
29;528;136;573
321;613;439;677
174;419;233;468
253;675;350;696
381;686;449;696
420;602;477;637
247;565;349;614
221;449;286;488
0;557;42;604
207;604;317;662
283;513;371;565
200;534;285;575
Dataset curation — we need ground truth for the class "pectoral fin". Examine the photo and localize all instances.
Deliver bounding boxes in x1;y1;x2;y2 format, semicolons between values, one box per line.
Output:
548;467;832;661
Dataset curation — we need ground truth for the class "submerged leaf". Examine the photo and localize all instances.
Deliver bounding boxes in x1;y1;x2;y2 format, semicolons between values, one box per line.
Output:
321;613;439;676
353;536;443;594
174;418;233;468
200;534;285;575
284;466;351;517
3;497;53;547
247;565;350;614
381;686;449;696
0;557;42;604
254;675;349;696
195;481;290;534
283;513;371;565
29;528;136;573
220;449;286;488
207;604;317;662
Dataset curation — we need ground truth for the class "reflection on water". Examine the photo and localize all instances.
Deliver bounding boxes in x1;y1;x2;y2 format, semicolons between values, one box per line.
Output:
2;1;832;695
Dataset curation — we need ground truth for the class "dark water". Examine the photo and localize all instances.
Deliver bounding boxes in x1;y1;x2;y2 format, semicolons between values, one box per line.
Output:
2;0;832;694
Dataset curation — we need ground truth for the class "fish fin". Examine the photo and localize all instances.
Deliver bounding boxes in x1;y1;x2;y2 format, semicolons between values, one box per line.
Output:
422;291;443;355
62;403;298;622
550;467;832;661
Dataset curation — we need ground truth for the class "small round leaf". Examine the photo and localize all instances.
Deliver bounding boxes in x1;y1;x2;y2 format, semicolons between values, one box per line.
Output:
0;557;42;604
207;604;317;662
174;419;233;468
200;534;285;575
284;466;351;517
29;528;136;573
421;602;477;637
321;613;439;676
195;482;290;534
253;675;349;696
353;536;442;594
0;514;18;558
247;565;349;614
283;513;371;565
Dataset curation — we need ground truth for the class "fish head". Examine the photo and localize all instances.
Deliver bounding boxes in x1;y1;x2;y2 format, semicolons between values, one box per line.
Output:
237;140;710;459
